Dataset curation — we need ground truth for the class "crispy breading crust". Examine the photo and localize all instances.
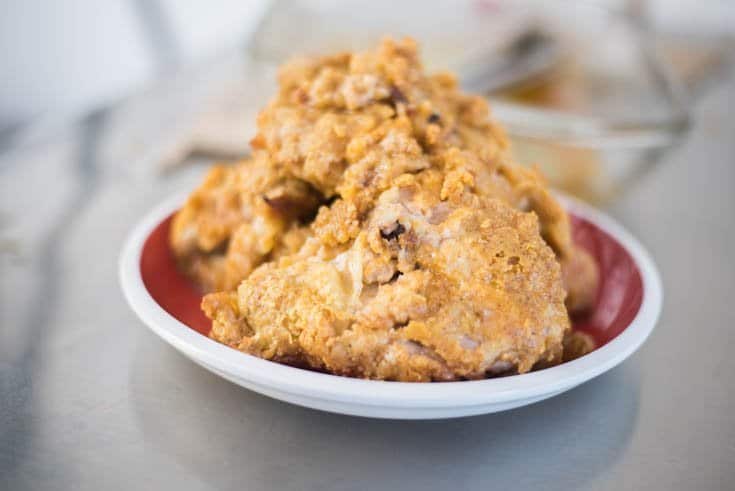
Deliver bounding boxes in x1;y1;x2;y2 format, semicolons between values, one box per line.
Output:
170;155;321;291
172;38;598;380
204;178;569;380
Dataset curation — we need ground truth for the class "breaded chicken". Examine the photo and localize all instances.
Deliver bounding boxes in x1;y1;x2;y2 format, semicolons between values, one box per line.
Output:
170;154;322;291
205;174;568;380
171;38;599;379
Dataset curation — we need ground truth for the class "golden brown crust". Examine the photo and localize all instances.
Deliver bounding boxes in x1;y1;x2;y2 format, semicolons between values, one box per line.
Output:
205;182;569;381
171;38;599;379
170;156;322;291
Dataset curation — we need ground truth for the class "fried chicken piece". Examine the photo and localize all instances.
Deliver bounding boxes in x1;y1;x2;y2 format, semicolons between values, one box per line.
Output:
252;38;511;207
205;175;569;381
250;39;596;310
561;247;599;314
174;38;601;378
173;38;596;301
562;331;597;362
170;155;323;291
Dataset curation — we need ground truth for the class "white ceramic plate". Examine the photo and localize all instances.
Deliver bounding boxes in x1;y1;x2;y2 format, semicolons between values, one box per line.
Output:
120;193;661;419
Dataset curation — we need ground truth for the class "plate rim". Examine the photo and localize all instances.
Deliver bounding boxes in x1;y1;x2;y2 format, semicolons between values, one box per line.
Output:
119;192;662;409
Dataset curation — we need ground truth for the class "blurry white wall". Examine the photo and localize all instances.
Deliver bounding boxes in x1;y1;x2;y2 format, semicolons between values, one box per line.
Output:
0;0;147;128
0;0;269;132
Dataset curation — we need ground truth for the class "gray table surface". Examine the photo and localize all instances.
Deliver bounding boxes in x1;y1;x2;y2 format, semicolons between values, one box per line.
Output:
1;61;734;490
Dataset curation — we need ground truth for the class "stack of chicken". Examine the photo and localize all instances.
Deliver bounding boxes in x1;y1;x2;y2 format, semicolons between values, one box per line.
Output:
170;38;598;382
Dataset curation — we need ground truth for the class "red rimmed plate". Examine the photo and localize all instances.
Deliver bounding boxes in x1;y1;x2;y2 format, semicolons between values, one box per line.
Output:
120;193;661;419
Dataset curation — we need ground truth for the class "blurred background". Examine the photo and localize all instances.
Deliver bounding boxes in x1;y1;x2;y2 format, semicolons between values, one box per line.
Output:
0;0;733;202
0;0;731;127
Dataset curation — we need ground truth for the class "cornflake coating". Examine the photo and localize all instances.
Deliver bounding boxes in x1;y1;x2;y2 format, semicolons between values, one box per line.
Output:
170;154;321;291
172;38;599;380
204;177;568;380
